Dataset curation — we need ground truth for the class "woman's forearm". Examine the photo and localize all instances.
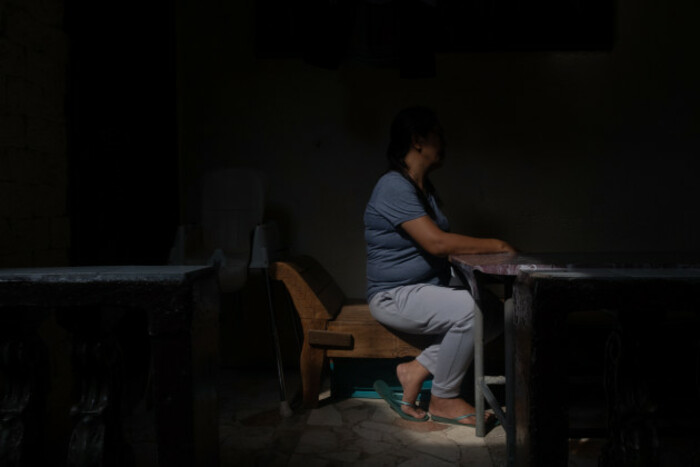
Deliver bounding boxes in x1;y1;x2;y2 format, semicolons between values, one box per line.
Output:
402;215;516;257
434;232;514;257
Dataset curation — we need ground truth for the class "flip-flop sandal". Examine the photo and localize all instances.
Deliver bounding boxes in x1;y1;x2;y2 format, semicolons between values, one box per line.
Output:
430;413;477;427
430;413;500;428
373;380;429;422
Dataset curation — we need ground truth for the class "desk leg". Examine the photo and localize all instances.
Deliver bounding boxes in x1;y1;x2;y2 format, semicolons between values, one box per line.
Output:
514;283;569;467
149;275;219;467
504;298;515;466
474;302;486;437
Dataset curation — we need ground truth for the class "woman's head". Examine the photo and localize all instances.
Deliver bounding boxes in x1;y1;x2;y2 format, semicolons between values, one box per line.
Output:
386;106;445;172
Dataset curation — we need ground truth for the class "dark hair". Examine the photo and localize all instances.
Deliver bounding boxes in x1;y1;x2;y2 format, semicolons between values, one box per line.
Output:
386;106;443;219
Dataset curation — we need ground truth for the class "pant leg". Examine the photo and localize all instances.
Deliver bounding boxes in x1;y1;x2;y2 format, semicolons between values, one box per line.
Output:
449;268;504;344
369;284;477;398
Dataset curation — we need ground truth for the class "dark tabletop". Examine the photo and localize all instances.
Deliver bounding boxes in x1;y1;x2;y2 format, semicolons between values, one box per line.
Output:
450;252;700;277
0;265;213;284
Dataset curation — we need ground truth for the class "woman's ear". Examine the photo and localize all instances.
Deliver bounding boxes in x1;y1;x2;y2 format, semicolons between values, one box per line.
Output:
411;134;423;152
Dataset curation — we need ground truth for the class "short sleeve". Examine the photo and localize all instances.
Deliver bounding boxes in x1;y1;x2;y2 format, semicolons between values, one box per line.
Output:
370;173;427;227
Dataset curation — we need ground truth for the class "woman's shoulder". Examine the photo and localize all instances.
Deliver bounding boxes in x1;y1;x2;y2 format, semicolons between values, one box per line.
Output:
375;170;412;191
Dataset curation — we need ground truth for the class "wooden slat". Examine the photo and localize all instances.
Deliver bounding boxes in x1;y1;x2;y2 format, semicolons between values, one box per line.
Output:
326;321;424;358
333;300;371;321
308;330;353;348
327;302;430;358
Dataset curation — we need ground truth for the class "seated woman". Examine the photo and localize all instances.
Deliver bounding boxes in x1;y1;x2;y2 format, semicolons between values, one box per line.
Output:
365;106;515;426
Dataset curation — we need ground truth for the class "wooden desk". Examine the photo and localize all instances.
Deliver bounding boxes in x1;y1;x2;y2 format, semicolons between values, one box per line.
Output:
514;268;700;466
451;252;700;295
0;266;219;467
450;253;700;466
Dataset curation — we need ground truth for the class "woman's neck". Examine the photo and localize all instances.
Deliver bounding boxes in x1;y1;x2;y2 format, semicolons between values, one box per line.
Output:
404;150;429;190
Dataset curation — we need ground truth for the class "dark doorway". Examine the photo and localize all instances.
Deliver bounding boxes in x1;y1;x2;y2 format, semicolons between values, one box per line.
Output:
65;1;179;266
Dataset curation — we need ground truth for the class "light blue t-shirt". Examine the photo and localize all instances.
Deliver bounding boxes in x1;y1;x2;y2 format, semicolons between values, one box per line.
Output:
364;171;451;300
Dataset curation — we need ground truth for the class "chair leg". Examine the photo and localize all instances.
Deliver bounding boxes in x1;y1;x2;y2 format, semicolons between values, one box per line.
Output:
263;268;292;417
299;319;327;408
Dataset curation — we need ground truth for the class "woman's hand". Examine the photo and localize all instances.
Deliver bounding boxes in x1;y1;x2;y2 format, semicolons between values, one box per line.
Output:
498;241;518;254
401;216;517;257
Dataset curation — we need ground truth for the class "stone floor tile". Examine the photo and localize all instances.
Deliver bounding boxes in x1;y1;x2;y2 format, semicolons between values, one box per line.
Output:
352;423;386;442
484;425;507;464
395;419;450;432
355;420;399;434
360;398;386;407
398;453;456;467
342;406;372;426
353;437;396;455
443;424;488;445
370;402;399;423
307;404;343;427
335;397;367;410
220;424;275;451
287;453;332;467
213;369;507;466
460;444;497;466
319;449;363;463
271;429;305;453
295;429;340;454
353;452;403;466
398;430;461;463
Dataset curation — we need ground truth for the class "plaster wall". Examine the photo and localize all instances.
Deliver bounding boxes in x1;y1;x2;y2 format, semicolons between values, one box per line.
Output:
178;0;700;298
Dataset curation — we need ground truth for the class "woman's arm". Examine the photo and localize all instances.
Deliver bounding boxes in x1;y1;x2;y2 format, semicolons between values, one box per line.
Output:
401;216;516;257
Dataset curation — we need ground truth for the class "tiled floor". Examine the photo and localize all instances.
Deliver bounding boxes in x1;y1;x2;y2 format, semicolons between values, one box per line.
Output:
126;366;698;466
218;368;510;466
124;365;623;466
217;368;615;467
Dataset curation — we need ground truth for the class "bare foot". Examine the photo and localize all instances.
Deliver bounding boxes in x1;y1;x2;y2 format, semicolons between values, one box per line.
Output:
396;360;430;419
428;395;492;426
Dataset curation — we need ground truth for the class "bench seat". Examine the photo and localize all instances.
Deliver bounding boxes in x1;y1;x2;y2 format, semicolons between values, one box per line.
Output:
270;256;430;407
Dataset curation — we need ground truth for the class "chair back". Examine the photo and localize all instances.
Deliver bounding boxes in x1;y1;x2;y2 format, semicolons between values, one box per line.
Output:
270;256;346;320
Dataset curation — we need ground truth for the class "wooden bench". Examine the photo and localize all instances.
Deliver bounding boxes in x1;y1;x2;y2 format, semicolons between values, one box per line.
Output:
270;256;432;408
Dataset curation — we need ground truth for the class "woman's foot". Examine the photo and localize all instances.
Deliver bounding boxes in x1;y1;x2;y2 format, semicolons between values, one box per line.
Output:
396;360;430;419
428;395;492;426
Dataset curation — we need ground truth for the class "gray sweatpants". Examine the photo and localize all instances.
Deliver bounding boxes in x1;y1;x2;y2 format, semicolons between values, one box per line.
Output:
368;281;502;398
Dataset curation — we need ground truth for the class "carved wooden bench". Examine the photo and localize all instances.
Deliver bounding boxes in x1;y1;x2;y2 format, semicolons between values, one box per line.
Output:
270;256;432;408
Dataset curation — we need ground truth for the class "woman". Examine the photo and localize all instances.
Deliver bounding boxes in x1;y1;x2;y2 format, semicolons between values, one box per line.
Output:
364;106;515;426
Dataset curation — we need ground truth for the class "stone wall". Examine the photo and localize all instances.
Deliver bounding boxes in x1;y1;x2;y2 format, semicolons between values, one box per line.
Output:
0;0;69;267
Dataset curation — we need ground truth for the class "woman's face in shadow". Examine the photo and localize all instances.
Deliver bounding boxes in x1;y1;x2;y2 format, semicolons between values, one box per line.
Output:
421;127;446;170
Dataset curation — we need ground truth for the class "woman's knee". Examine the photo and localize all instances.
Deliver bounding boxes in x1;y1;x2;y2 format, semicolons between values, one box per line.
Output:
450;310;474;332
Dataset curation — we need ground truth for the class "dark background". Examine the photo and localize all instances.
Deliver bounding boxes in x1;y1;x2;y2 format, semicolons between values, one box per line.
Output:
65;0;178;266
62;0;700;299
2;0;699;370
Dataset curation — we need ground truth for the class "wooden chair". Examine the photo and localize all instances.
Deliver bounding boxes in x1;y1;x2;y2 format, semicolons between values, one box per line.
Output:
270;256;432;408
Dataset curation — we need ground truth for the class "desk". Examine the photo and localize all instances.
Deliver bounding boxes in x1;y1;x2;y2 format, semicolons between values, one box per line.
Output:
450;253;700;466
514;268;700;466
0;266;219;466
